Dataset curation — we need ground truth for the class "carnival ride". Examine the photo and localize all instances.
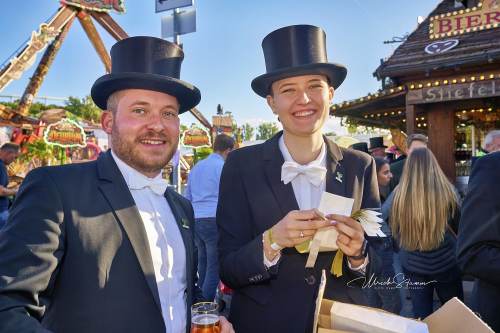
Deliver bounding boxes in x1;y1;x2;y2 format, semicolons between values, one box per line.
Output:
0;0;213;130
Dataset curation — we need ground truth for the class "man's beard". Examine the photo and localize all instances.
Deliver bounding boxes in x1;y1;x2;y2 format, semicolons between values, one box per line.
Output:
111;125;177;175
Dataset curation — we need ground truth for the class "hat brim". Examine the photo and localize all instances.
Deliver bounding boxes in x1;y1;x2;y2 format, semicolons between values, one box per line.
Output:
91;72;201;113
251;63;347;98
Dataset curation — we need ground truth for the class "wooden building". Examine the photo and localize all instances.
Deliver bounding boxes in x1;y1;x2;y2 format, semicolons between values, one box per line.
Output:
332;0;500;180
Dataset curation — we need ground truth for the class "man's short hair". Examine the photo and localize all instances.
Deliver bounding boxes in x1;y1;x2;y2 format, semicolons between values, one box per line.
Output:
0;143;20;153
483;130;500;149
213;134;235;152
406;133;428;149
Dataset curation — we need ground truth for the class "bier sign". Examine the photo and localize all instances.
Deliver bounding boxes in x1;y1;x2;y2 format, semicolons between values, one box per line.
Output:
44;118;87;148
429;0;500;39
407;79;500;104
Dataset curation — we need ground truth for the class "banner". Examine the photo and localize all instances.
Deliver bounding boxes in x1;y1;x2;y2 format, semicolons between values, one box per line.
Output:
44;118;87;148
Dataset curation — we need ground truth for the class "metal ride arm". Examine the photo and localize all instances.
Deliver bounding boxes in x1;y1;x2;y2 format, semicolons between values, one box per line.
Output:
0;6;76;92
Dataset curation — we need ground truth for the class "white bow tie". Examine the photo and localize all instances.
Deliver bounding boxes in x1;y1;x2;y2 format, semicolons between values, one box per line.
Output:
128;177;169;196
281;161;327;187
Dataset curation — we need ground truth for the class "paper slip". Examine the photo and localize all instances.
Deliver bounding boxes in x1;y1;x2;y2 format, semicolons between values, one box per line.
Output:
318;192;354;217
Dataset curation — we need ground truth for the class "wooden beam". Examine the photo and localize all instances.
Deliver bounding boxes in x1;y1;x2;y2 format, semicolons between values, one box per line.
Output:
427;104;456;181
190;107;212;130
18;17;75;116
405;104;417;135
90;11;129;41
77;10;111;73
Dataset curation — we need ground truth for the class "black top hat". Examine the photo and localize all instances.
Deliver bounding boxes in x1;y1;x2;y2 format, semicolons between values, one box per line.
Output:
91;36;200;113
251;25;347;98
369;136;387;150
350;142;369;154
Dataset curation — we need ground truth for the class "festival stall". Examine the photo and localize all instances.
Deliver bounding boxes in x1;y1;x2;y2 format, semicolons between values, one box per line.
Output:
332;0;500;183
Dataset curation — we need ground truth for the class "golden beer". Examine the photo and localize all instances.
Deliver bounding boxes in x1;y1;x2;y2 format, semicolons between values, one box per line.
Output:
190;313;220;333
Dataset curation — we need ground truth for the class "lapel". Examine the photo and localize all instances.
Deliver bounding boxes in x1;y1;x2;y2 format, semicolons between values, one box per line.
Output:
263;132;300;217
164;188;193;294
96;151;162;313
324;137;347;197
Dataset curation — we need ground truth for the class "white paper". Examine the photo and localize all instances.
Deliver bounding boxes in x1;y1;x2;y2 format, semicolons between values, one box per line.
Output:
318;192;354;217
330;301;429;333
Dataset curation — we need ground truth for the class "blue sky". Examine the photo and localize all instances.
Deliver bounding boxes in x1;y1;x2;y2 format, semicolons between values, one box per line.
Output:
0;0;440;131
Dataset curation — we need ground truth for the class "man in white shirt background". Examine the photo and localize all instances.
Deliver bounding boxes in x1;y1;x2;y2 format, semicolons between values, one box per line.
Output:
0;36;233;333
185;134;235;301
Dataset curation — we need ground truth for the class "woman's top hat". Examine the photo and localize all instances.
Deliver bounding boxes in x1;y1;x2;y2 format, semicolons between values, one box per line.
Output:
91;36;200;113
251;25;347;98
350;142;369;154
369;136;388;151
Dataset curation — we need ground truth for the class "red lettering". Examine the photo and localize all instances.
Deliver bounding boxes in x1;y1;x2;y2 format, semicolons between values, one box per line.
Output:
485;11;500;25
455;16;464;30
466;14;482;28
437;19;452;33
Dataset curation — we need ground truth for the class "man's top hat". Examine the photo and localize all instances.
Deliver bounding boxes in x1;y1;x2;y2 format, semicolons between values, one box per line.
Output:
251;25;347;98
350;142;369;154
91;36;200;113
369;136;387;150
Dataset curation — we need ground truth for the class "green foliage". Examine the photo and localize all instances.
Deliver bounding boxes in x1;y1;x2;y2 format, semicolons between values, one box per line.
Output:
256;122;279;140
0;100;60;117
241;123;254;141
64;96;101;123
193;147;213;164
20;139;64;166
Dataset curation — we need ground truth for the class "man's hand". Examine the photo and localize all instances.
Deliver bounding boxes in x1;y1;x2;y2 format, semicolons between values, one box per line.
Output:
219;316;235;333
327;214;366;267
270;209;331;248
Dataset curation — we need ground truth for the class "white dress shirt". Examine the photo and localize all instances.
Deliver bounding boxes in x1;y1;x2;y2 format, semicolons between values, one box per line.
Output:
264;136;368;272
112;152;187;333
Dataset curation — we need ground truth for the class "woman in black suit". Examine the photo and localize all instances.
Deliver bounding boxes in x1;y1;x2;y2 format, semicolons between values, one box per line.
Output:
216;25;381;333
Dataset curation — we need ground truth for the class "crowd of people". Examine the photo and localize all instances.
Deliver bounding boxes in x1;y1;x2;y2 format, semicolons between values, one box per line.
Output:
0;23;498;333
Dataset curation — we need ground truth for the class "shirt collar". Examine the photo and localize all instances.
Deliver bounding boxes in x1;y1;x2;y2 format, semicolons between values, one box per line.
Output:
111;150;163;188
278;135;326;167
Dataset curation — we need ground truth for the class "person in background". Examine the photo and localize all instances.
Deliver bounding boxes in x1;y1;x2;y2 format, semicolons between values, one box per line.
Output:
483;130;500;153
364;157;401;314
456;151;500;332
368;136;387;158
387;147;463;319
389;133;428;191
185;134;235;301
374;157;392;203
0;143;20;229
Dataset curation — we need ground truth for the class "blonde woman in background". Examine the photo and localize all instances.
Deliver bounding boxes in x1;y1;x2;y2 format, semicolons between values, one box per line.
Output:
385;147;463;319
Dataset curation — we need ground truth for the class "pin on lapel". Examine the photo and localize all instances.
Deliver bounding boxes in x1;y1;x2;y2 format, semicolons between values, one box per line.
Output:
181;218;190;229
335;171;343;183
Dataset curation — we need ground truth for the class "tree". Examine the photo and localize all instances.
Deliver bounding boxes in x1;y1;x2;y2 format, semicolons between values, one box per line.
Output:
64;95;101;124
256;122;279;140
241;123;255;141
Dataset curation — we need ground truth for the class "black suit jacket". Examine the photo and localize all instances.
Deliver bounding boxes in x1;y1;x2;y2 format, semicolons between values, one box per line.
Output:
0;151;201;333
217;133;381;333
457;151;500;332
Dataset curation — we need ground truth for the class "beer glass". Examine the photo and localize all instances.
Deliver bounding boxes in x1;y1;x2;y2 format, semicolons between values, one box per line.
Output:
191;302;220;333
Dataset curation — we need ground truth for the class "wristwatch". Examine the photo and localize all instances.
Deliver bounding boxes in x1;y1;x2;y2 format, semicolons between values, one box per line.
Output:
348;239;368;260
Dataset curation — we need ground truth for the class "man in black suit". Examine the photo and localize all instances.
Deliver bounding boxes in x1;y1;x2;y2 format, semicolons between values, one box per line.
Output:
0;37;233;333
217;25;380;333
457;151;500;332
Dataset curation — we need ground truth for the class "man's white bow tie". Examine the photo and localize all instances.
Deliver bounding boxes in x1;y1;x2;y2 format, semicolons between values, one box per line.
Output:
128;177;169;196
281;161;327;187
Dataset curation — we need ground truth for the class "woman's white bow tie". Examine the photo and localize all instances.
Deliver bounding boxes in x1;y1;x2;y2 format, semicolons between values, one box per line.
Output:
281;161;327;187
128;177;169;196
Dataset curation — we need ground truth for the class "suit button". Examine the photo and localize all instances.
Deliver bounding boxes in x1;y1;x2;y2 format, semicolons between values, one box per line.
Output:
305;274;316;285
